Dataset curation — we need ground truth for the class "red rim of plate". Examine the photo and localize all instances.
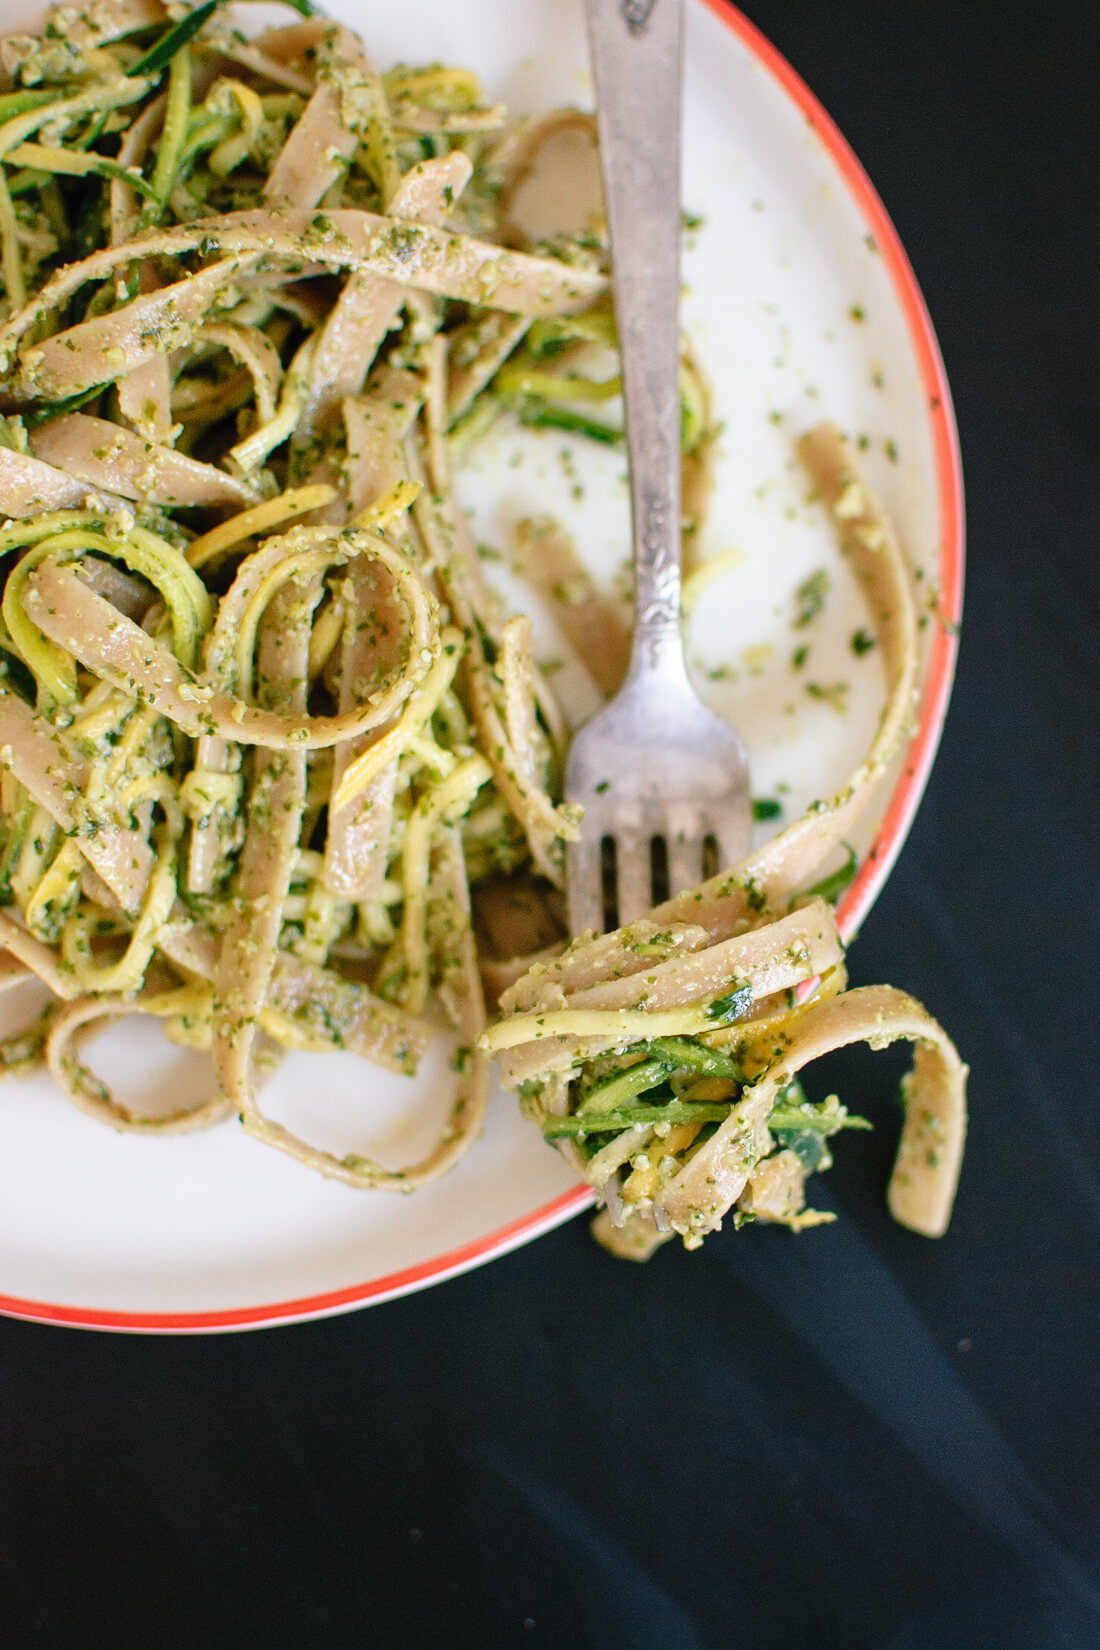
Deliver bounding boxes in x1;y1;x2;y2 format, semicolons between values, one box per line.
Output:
0;0;964;1334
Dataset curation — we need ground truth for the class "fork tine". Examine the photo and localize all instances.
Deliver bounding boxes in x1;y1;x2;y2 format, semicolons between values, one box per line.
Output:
615;829;654;926
565;832;605;936
667;829;703;902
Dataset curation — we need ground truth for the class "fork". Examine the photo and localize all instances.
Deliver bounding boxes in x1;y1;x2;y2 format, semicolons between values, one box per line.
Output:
565;0;751;933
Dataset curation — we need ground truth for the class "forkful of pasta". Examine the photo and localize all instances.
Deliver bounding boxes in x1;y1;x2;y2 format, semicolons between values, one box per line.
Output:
564;0;752;934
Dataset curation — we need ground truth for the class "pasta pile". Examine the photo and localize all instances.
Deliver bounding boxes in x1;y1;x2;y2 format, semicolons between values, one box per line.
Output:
488;429;967;1257
0;0;965;1255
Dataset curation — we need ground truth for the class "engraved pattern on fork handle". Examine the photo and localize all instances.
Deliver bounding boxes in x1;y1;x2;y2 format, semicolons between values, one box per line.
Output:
632;486;685;673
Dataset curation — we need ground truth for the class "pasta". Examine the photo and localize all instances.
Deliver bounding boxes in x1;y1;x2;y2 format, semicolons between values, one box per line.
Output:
486;425;967;1256
0;0;965;1255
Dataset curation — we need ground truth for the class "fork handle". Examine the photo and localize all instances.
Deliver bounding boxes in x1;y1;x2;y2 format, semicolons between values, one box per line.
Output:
586;0;686;682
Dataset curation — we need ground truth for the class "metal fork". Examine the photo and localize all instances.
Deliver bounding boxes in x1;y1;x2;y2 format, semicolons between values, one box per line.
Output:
565;0;751;933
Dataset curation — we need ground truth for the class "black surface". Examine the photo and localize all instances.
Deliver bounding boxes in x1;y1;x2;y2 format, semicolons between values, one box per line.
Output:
2;2;1098;1646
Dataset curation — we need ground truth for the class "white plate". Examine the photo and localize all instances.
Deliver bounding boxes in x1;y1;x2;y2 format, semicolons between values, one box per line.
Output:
0;0;962;1330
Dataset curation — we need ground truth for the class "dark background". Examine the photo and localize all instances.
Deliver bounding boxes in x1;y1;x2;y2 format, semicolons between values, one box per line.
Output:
2;1;1098;1645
